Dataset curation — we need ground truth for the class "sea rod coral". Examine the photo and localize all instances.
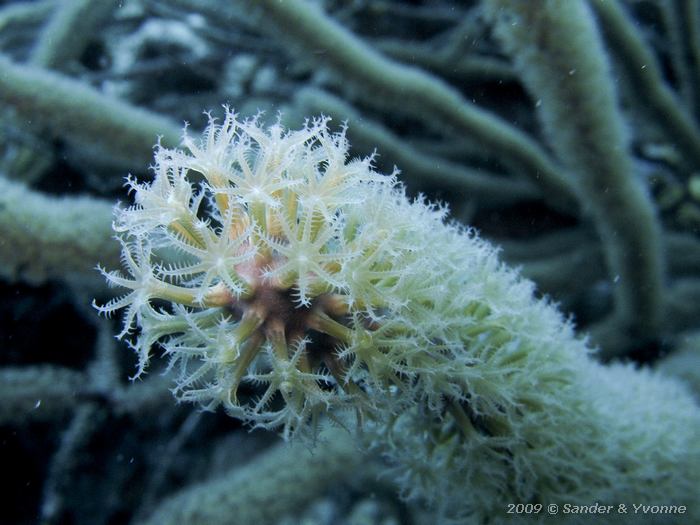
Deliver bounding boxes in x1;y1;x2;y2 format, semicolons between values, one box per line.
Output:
96;109;700;522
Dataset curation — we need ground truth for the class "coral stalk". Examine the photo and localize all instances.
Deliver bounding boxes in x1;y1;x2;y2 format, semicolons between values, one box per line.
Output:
483;0;665;353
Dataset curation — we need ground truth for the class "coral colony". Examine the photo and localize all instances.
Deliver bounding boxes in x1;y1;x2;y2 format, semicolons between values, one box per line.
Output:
97;110;699;522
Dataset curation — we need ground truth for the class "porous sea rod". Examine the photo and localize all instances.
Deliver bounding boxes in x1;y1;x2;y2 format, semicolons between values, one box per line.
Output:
96;109;699;522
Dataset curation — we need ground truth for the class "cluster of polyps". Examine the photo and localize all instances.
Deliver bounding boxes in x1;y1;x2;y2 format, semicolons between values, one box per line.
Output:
95;107;526;446
95;108;432;436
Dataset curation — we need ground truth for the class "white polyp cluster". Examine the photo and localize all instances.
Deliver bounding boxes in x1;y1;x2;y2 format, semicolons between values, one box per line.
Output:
94;108;426;436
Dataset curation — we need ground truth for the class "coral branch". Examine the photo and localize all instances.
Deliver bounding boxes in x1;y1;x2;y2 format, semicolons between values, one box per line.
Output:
0;176;117;284
98;110;699;521
484;0;665;351
0;54;180;167
139;426;367;525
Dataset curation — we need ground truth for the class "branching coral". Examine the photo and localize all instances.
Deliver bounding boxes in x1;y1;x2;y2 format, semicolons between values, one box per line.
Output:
97;110;700;522
2;1;700;523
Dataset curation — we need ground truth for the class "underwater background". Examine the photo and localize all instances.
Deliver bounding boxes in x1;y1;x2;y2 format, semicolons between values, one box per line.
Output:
1;0;699;524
